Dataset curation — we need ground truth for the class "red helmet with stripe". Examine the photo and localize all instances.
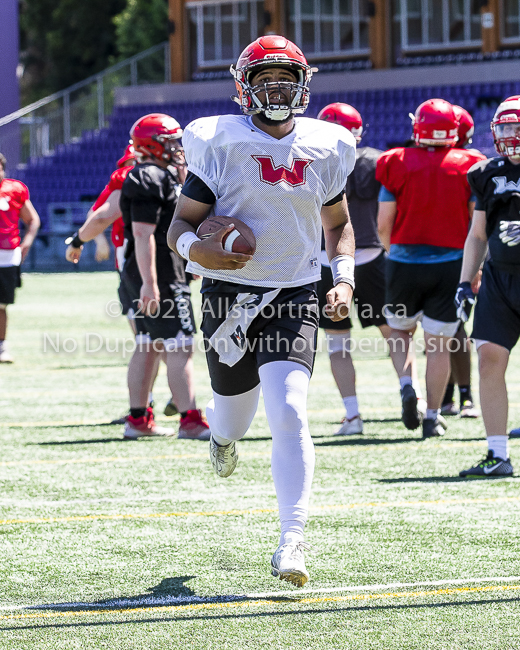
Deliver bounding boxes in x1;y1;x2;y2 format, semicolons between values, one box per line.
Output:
491;96;520;159
130;113;183;163
117;144;136;168
411;99;459;147
317;103;363;142
230;35;313;121
452;105;474;148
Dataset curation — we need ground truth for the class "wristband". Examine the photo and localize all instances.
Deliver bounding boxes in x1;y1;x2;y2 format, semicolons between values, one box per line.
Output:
176;231;201;261
65;232;84;248
330;254;355;290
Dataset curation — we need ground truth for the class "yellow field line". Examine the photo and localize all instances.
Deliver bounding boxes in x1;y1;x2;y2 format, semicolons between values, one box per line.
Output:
1;495;519;526
1;584;518;622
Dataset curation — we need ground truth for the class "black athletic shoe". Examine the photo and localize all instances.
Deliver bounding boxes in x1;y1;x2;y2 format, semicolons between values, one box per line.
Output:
400;384;422;430
509;427;520;439
459;450;514;478
422;415;447;438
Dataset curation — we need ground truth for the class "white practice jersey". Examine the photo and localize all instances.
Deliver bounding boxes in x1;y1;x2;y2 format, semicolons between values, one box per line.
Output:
183;114;356;287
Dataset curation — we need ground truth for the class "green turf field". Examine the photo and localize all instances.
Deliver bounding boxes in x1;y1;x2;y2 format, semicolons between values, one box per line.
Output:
1;271;520;649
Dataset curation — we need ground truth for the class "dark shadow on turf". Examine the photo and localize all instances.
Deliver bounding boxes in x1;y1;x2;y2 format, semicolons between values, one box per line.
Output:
25;576;197;613
32;438;127;445
380;475;520;483
314;437;418;447
5;595;520;630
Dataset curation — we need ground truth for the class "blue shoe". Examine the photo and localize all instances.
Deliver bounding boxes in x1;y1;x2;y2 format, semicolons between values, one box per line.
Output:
509;427;520;439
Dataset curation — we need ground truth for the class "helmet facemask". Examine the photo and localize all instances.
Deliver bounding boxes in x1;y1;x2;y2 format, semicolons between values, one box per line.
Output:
231;62;312;121
492;122;520;161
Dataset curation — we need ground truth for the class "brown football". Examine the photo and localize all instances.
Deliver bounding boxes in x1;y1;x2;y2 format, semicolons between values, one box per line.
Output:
196;215;256;255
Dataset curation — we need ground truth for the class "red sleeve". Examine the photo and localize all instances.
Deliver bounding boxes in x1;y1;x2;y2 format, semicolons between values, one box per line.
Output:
375;149;403;196
92;168;128;211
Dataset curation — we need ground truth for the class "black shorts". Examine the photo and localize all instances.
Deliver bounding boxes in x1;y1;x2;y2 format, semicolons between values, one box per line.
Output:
472;261;520;351
0;265;21;305
201;283;319;396
317;251;387;331
120;253;196;341
117;272;133;316
385;258;462;324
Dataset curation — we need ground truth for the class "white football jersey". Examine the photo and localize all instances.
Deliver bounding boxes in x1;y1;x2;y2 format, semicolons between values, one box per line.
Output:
184;114;356;287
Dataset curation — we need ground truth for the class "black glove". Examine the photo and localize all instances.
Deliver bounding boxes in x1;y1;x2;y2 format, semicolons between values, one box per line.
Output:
454;281;475;323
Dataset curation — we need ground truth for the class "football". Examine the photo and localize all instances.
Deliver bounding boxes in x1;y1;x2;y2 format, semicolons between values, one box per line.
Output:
196;215;256;255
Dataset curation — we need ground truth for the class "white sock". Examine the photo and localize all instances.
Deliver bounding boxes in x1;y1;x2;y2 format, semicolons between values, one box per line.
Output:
399;376;412;390
258;361;315;548
487;435;509;460
148;392;154;405
426;408;440;421
412;381;423;399
0;340;5;352
280;531;304;546
342;396;359;420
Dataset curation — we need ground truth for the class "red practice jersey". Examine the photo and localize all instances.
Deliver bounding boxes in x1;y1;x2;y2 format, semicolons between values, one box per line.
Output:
376;147;486;249
92;166;131;248
0;179;29;250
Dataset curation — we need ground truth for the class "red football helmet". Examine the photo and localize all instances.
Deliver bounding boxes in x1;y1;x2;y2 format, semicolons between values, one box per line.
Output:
130;113;184;164
491;96;520;159
230;35;313;121
411;99;459;147
452;105;474;148
317;103;363;142
117;144;136;168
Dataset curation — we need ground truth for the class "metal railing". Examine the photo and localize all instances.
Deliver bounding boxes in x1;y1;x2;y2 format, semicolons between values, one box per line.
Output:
0;42;169;168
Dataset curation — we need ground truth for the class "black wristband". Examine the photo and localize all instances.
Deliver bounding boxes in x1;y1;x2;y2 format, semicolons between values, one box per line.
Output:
66;232;84;248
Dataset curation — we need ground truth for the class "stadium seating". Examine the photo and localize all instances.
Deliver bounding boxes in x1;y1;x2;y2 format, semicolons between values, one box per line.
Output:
14;79;520;234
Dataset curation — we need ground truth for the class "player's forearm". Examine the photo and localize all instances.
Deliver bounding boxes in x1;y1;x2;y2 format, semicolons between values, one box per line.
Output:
79;212;117;242
460;233;488;283
20;216;40;249
79;195;121;242
167;218;197;256
134;233;157;287
324;221;355;261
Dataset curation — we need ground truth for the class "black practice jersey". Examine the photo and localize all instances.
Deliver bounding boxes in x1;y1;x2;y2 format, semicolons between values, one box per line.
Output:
346;146;383;250
120;161;187;284
468;156;520;274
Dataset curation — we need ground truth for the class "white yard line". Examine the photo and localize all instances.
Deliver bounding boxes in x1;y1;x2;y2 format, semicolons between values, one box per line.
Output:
1;575;519;613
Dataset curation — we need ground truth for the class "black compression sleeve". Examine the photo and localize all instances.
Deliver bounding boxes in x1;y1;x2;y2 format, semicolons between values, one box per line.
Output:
181;171;216;205
323;189;345;207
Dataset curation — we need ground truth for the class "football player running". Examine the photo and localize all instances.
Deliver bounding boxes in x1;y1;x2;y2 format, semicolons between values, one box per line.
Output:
377;99;485;438
0;152;40;363
168;36;356;586
457;96;520;477
120;114;210;441
316;103;424;435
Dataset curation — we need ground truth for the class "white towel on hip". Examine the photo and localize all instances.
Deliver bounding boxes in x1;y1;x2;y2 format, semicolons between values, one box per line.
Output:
208;289;281;367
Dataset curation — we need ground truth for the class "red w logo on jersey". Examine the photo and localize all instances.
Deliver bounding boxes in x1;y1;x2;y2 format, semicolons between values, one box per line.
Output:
252;155;313;187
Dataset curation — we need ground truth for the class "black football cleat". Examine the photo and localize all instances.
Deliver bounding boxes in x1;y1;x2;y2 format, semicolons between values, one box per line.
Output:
400;384;422;430
459;450;513;478
422;415;447;439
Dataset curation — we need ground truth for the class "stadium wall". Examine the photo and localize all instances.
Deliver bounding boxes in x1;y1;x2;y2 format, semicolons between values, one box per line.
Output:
115;59;520;107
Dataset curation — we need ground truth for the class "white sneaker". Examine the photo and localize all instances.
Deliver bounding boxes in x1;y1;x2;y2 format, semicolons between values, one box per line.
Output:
417;398;427;417
209;434;238;478
271;541;311;587
0;348;13;363
334;415;363;436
